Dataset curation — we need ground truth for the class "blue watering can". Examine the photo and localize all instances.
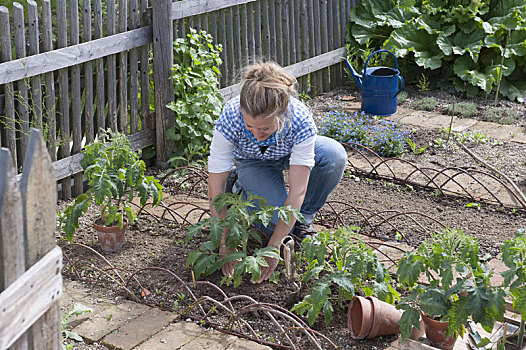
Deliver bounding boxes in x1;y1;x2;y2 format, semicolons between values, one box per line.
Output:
345;50;404;116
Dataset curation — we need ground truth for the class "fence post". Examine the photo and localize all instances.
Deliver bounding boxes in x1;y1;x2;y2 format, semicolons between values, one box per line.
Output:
20;129;61;349
0;148;29;349
152;0;174;162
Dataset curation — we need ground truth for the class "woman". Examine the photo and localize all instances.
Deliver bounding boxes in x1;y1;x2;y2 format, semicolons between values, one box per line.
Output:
208;61;347;283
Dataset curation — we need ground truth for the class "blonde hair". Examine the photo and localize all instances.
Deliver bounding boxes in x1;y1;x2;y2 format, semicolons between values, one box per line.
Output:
240;61;297;134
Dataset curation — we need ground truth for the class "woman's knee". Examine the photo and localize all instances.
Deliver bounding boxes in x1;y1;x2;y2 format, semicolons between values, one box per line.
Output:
316;136;348;170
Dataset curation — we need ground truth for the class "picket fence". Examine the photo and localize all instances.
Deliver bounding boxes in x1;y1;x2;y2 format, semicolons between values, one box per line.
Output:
0;129;62;349
0;0;355;200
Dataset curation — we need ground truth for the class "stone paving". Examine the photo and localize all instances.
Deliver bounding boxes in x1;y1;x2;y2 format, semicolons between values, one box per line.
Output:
62;108;525;349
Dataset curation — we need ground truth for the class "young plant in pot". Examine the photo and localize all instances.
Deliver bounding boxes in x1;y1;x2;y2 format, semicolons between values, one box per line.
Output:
60;130;163;252
292;226;401;339
397;227;506;350
499;227;526;350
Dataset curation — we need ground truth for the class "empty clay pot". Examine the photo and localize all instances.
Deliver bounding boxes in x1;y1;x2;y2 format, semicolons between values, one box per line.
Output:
348;296;403;339
94;220;127;252
421;313;457;350
348;296;374;339
366;296;402;339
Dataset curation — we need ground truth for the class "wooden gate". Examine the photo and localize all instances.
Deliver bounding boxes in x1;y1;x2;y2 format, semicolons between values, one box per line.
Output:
0;129;62;349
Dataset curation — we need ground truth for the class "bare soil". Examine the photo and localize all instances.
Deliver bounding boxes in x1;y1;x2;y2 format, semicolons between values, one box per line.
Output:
60;86;526;350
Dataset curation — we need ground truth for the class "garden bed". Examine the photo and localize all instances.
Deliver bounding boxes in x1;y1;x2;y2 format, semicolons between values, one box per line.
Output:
59;86;526;350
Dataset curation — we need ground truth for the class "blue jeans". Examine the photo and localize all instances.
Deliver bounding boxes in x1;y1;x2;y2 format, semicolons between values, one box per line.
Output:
235;136;347;236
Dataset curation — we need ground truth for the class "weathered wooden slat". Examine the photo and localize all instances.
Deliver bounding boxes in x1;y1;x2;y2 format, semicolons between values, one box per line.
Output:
320;0;330;92
262;0;271;59
20;129;61;350
218;9;228;87
247;2;255;59
27;1;43;135
42;0;56;161
56;0;71;199
0;247;62;350
14;3;30;167
0;7;18;167
299;0;309;93
0;146;29;350
234;6;242;71
269;0;277;60
226;7;235;83
118;0;128;133
282;0;290;67
220;47;346;101
152;0;174;162
140;0;150;129
287;0;296;65
254;1;262;58
94;0;106;132
209;10;217;46
107;0;118;131
312;0;322;93
83;0;94;143
201;13;209;33
328;0;337;89
45;129;155;182
129;0;139;134
171;0;256;20
240;4;248;64
307;0;317;93
70;0;83;197
0;149;25;291
275;1;283;65
293;0;301;64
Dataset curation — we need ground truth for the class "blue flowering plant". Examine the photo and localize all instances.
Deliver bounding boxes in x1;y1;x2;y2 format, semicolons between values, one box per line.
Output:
316;110;409;158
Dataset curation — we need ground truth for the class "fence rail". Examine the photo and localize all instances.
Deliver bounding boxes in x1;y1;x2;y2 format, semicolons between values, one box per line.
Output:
0;129;62;349
0;0;354;199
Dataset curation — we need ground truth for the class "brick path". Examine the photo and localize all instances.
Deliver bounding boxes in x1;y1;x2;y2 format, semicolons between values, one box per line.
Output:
62;280;271;350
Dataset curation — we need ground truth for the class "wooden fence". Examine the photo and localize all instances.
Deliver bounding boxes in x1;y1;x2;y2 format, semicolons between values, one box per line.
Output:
0;0;355;200
0;129;62;349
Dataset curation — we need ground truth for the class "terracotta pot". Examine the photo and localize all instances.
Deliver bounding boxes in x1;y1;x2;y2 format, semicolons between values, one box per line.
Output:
94;220;127;252
421;313;457;350
348;296;374;339
366;296;402;339
410;316;426;340
348;296;403;339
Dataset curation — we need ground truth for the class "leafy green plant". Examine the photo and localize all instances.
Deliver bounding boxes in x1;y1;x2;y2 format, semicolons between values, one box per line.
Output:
413;97;438;111
62;303;93;348
500;228;526;349
347;0;526;101
166;28;223;167
186;192;303;287
59;130;163;242
397;90;409;104
396;227;505;342
446;101;477;118
406;137;428;155
292;227;399;326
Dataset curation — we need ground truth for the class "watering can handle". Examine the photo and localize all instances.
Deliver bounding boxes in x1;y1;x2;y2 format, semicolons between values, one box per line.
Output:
393;75;405;98
363;50;399;72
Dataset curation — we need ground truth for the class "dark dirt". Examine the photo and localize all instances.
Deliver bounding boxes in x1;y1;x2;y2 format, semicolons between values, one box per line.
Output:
60;86;526;350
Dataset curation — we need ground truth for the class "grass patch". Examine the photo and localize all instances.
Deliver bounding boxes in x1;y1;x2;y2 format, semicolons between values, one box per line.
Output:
397;91;408;104
482;108;521;125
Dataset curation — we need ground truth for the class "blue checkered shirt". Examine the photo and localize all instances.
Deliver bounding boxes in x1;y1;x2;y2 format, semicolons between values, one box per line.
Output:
215;96;317;161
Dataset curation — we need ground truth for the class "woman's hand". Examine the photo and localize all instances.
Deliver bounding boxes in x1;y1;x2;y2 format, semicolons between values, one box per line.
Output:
219;245;238;276
254;253;280;284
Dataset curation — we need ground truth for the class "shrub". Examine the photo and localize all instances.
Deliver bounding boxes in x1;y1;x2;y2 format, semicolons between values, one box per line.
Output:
482;107;520;125
446;101;477;117
413;97;438;111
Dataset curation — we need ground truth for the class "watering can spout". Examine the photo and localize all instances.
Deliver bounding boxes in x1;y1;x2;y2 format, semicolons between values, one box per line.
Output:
345;59;362;90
